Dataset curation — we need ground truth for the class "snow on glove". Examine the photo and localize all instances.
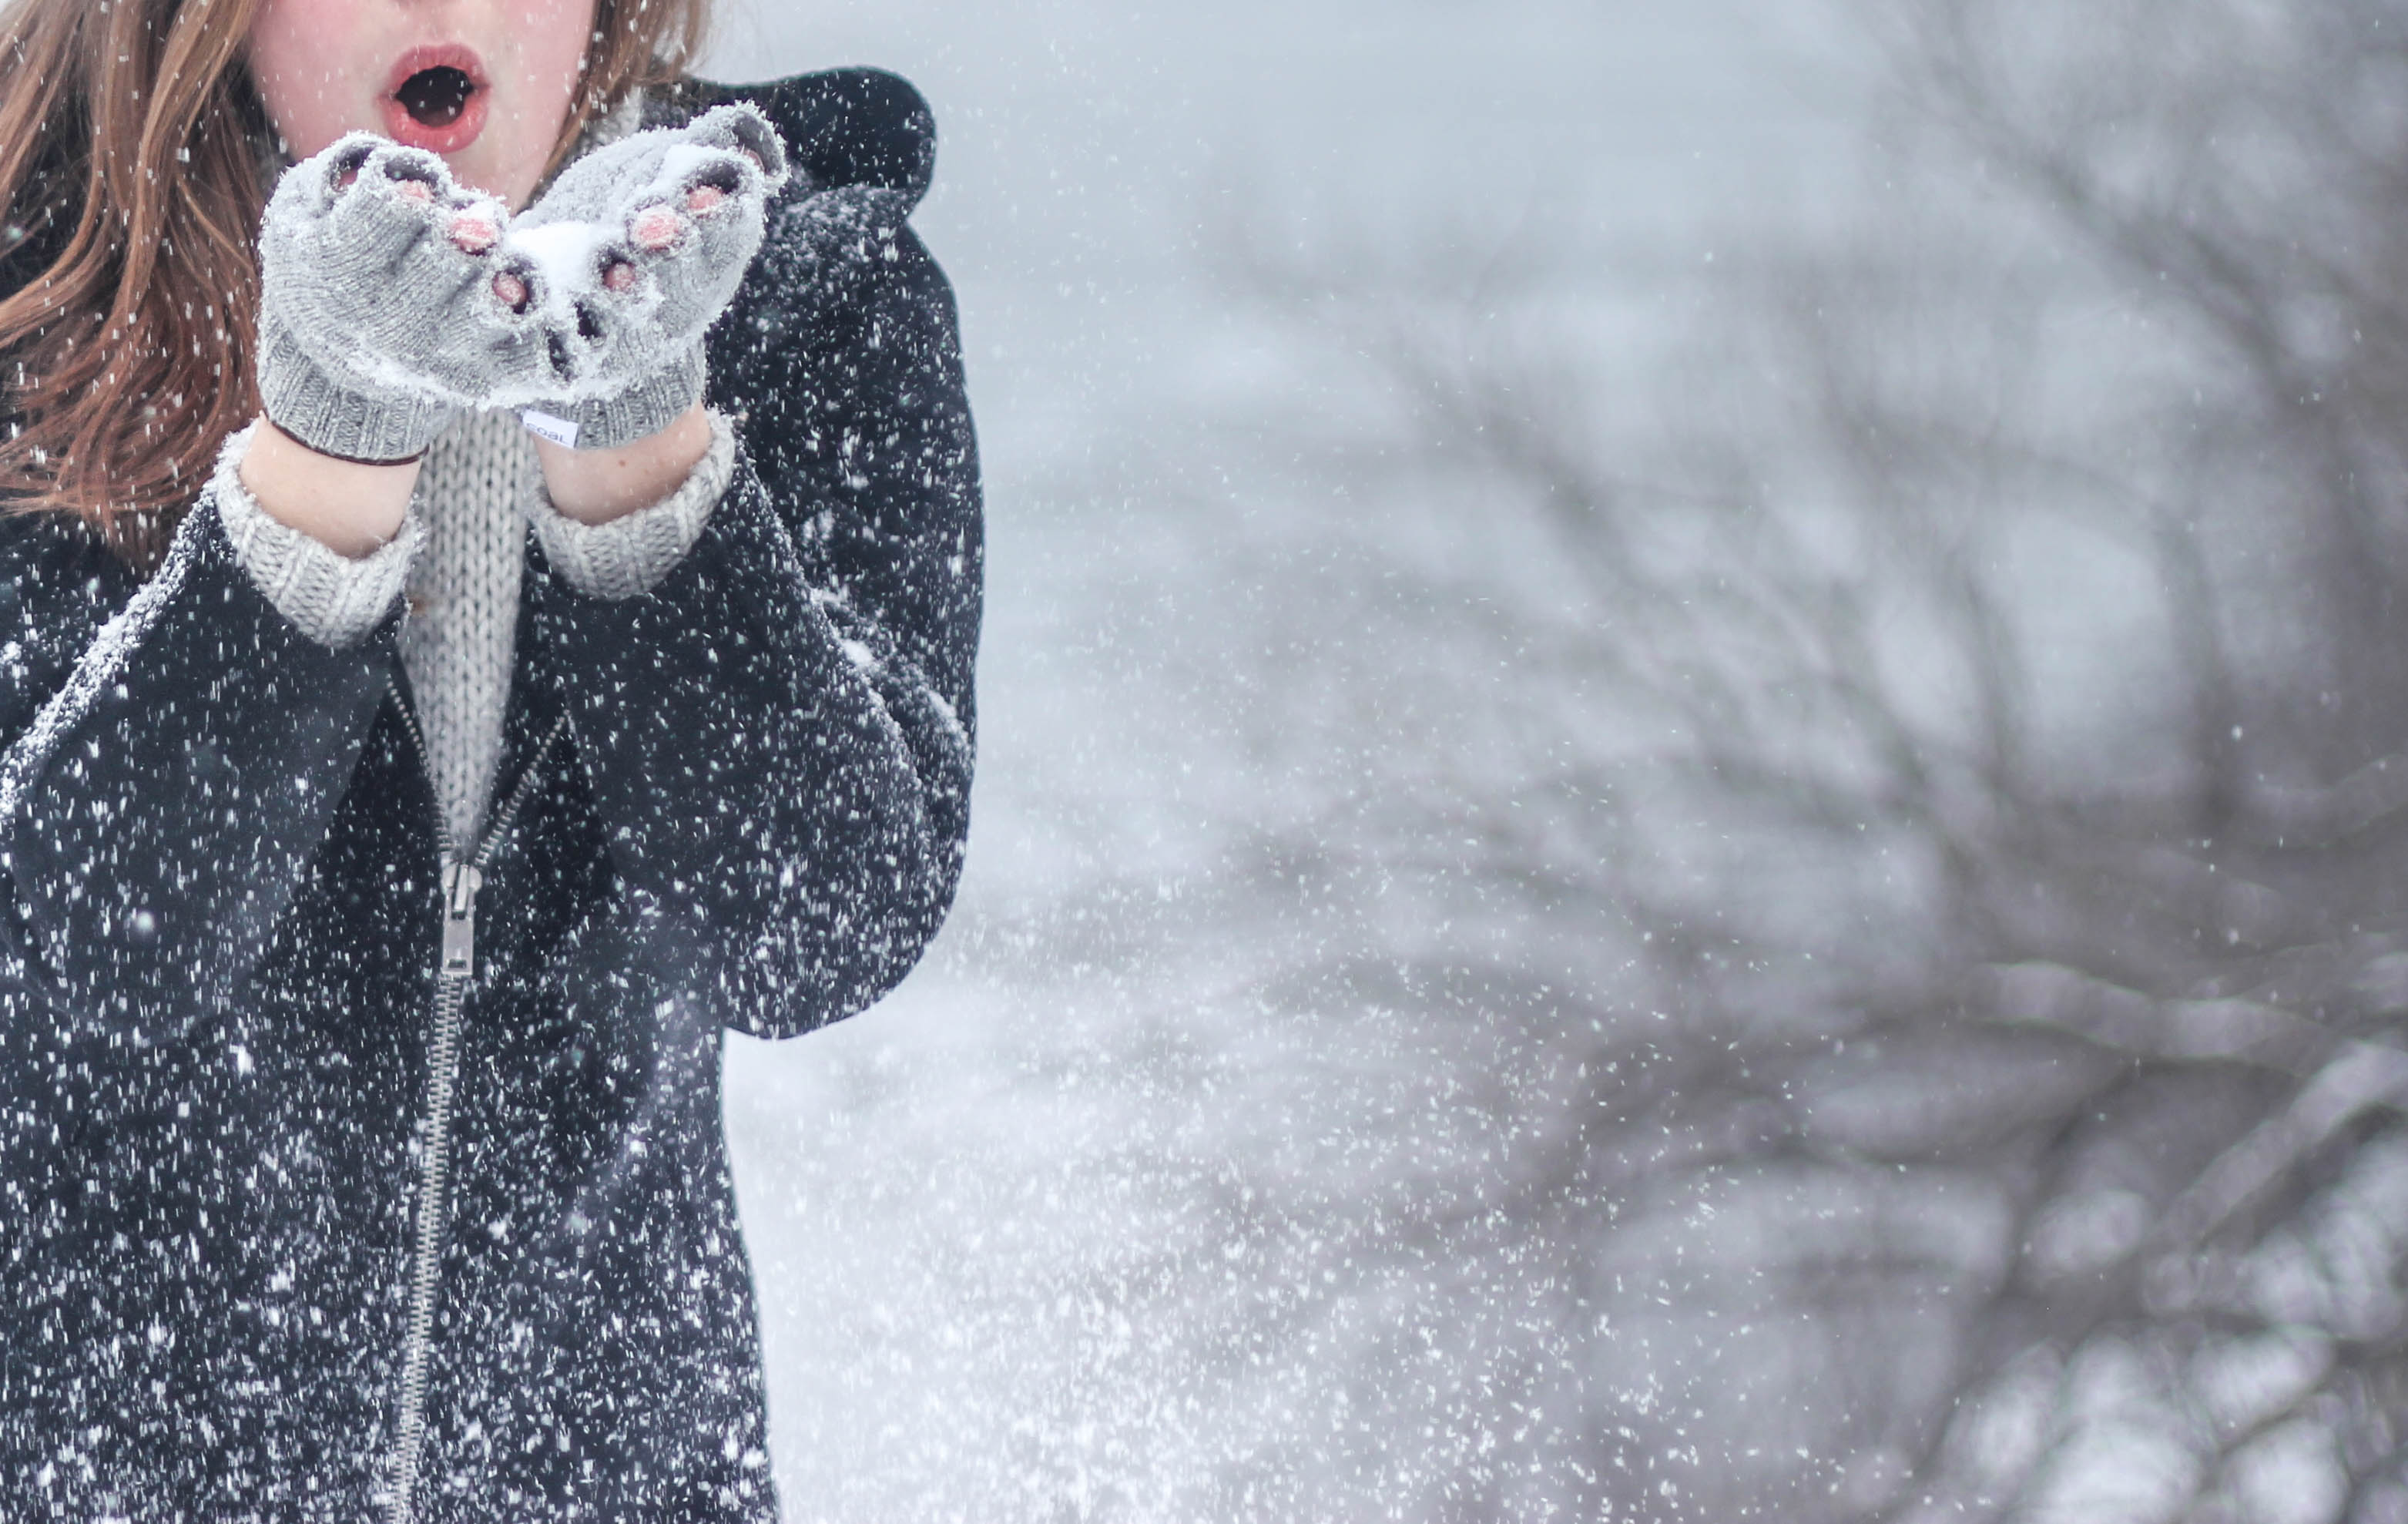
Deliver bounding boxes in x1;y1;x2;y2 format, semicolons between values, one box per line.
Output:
489;102;790;450
256;135;515;463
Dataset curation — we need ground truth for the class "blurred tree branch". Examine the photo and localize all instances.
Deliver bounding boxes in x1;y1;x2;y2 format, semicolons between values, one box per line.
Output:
1201;0;2408;1518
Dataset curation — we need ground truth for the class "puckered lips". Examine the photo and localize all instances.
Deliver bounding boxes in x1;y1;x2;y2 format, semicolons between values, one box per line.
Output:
382;44;488;155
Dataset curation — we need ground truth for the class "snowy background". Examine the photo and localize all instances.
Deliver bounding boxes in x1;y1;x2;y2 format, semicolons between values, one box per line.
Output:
703;2;2408;1520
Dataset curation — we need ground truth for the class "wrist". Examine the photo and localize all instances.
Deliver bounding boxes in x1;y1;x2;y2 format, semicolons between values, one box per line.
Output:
532;402;713;525
238;418;420;559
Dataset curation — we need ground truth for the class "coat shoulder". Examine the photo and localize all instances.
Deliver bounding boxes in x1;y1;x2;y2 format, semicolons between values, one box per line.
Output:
649;69;937;212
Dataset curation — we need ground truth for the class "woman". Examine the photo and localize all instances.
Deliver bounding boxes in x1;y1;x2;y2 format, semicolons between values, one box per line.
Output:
0;0;980;1516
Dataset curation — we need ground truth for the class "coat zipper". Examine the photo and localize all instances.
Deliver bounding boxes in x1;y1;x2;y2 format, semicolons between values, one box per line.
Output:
381;680;570;1524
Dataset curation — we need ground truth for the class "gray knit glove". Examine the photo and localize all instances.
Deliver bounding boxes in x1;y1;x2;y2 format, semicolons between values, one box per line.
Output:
257;136;515;463
489;103;791;450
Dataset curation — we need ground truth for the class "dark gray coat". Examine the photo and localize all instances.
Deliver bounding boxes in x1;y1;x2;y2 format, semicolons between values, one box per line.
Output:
0;69;979;1521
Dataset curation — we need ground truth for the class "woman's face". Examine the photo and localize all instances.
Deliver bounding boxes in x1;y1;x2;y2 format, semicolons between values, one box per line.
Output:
247;0;599;210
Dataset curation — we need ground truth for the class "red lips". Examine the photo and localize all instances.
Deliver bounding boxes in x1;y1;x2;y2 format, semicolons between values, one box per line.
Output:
381;44;489;155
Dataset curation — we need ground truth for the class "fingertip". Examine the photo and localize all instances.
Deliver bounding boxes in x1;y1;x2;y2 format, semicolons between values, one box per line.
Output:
325;139;377;196
630;204;687;251
707;102;787;179
371;146;452;203
448;209;499;253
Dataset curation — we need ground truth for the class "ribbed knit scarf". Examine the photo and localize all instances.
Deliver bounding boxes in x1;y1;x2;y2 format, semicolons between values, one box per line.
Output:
400;411;535;847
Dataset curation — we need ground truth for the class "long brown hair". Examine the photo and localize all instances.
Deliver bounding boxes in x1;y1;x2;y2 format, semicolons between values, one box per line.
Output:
0;0;712;567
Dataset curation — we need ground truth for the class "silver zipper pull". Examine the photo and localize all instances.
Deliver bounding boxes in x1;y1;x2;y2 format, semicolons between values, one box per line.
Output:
441;861;481;979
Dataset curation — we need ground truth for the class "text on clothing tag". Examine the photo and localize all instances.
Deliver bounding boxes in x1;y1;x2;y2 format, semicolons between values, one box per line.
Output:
520;410;580;449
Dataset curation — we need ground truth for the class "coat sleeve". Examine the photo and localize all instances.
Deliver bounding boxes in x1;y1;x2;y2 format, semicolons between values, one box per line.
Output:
0;500;400;1035
525;136;982;1041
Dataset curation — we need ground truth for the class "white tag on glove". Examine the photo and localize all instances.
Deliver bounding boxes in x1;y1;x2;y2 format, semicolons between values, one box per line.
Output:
520;409;581;449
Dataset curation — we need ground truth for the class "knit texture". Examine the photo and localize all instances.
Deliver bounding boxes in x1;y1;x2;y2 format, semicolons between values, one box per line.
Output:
398;410;538;848
210;423;424;650
501;104;789;445
256;139;513;462
223;409;732;848
526;409;734;599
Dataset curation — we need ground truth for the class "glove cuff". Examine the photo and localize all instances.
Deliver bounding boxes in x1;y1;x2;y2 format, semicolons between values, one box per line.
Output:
257;314;453;464
538;344;707;451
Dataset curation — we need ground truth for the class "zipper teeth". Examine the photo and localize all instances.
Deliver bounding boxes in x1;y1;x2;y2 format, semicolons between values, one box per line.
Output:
381;680;569;1524
384;969;466;1522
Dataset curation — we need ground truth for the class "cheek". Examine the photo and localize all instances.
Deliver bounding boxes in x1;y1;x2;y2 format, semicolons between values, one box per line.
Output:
503;0;597;112
247;0;375;158
461;0;596;206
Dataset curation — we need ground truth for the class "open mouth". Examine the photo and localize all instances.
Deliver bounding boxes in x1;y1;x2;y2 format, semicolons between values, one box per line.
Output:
397;65;475;128
382;45;488;154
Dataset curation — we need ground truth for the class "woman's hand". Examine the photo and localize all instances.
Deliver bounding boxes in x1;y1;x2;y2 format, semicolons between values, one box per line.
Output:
490;102;790;451
243;133;513;554
241;108;787;549
253;134;515;464
237;419;421;558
